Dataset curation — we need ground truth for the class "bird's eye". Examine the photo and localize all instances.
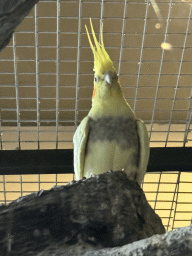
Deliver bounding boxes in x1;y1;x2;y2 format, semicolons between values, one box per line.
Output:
94;76;100;82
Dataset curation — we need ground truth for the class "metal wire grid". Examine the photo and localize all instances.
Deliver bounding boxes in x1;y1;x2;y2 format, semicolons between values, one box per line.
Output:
143;171;192;231
0;0;192;232
0;0;192;149
0;173;74;204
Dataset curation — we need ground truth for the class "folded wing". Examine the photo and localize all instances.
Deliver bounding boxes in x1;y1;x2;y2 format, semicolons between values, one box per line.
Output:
73;116;89;180
136;119;150;184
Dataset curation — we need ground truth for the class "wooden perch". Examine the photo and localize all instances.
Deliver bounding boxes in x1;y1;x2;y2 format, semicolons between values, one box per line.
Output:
0;171;165;255
83;225;192;256
0;0;39;52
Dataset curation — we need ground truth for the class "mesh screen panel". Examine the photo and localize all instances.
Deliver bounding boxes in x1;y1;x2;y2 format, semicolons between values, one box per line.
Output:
0;0;192;232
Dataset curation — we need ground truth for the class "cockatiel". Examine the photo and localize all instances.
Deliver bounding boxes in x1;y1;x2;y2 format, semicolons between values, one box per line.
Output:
73;19;150;185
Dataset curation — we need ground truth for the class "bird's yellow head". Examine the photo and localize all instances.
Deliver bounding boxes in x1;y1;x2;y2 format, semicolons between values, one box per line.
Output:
85;19;119;101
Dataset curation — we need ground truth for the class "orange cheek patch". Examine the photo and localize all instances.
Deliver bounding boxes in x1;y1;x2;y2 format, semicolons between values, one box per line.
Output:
92;84;96;99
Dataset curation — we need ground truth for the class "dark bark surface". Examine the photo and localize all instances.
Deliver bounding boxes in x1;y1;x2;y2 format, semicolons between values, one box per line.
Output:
82;225;192;256
0;171;165;255
0;0;39;52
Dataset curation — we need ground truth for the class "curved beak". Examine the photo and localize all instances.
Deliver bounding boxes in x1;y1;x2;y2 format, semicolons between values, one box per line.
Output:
104;72;113;85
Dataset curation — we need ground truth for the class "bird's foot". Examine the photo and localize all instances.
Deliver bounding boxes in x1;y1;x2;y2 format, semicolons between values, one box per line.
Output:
89;173;96;178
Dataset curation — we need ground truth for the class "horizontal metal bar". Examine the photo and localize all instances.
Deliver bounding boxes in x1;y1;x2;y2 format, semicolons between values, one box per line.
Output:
2;72;192;76
2;59;192;64
4;44;192;49
0;130;187;134
1;85;192;89
1;120;74;122
23;14;192;20
147;147;192;172
1;120;189;124
147;200;177;202
6;31;192;37
34;0;127;2
1;98;190;102
0;147;191;175
0;149;73;175
1;130;73;133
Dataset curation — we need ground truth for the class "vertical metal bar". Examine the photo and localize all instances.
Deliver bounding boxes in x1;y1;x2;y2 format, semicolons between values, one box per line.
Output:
35;5;40;189
165;5;192;147
35;5;40;150
13;33;20;149
167;172;180;231
56;0;60;150
38;174;40;191
133;0;149;113
118;0;128;77
56;174;58;186
171;172;181;230
3;175;6;204
74;0;82;130
149;0;173;141
154;172;162;210
183;91;192;147
99;0;104;44
20;175;23;197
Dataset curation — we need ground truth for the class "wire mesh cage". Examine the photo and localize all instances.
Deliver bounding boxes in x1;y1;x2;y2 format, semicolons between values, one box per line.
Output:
0;0;192;232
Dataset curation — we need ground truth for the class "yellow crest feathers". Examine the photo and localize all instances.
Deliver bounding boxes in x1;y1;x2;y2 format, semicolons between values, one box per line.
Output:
85;19;115;76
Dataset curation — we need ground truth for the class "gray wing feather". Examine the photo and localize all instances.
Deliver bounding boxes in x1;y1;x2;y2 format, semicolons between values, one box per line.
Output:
73;116;89;180
136;119;150;184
